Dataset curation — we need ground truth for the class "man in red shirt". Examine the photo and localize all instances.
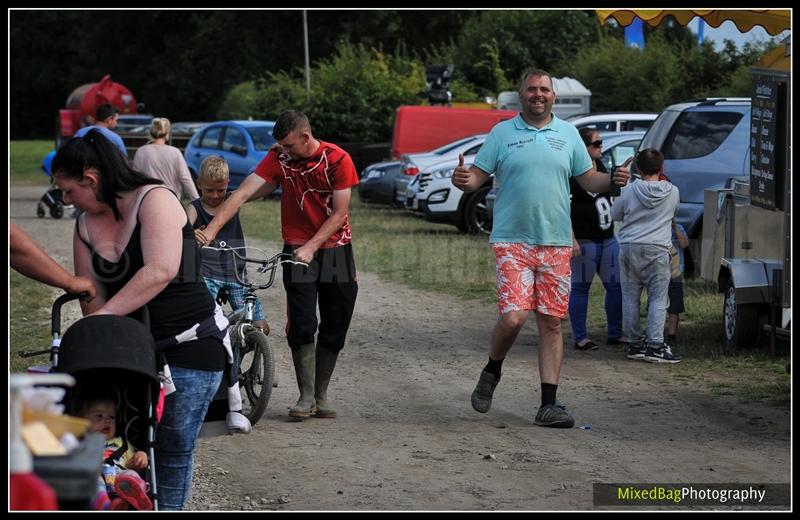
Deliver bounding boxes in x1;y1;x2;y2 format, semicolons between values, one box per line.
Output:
197;110;359;421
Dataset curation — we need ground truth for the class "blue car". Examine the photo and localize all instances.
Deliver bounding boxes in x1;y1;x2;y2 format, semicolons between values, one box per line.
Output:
184;120;276;190
634;98;751;272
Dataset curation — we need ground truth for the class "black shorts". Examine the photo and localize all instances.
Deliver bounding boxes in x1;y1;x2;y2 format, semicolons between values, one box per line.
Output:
282;243;358;352
667;279;685;314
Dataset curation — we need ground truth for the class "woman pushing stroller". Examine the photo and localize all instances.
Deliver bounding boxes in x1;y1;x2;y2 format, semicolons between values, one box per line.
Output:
51;129;225;511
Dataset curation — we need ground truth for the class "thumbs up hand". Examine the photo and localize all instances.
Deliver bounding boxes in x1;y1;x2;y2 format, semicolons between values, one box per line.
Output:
452;154;471;190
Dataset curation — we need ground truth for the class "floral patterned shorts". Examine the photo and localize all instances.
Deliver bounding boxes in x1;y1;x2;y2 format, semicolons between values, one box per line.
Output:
492;243;572;318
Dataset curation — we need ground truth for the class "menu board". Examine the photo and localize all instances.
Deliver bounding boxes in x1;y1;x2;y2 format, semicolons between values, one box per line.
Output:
749;71;784;210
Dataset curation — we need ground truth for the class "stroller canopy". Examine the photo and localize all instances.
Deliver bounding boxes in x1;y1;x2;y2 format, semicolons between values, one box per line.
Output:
56;315;159;386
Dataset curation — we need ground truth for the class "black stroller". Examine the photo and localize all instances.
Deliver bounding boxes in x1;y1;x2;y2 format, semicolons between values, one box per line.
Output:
52;312;161;510
36;150;75;219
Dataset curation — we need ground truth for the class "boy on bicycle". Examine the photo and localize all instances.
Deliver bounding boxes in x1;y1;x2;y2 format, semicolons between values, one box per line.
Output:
187;156;269;335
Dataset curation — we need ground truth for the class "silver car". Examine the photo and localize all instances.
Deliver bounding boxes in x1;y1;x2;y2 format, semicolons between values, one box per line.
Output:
394;134;487;206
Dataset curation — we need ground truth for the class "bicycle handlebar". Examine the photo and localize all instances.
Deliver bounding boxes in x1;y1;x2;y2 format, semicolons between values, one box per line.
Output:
200;243;308;290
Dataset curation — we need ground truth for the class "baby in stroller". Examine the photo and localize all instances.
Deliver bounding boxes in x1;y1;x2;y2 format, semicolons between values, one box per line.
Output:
74;394;153;510
57;315;161;510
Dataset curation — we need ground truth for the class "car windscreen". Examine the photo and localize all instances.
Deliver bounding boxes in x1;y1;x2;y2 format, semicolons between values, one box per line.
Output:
431;135;479;155
661;111;743;160
247;126;276;151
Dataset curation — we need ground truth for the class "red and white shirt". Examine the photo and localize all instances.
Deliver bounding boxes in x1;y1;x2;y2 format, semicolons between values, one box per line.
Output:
255;141;359;248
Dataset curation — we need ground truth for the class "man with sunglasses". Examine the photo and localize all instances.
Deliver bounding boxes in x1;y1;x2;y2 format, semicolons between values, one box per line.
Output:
452;68;630;428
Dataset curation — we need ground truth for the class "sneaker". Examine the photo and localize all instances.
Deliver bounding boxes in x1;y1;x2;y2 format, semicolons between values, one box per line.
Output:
534;403;575;428
644;343;682;364
471;369;500;413
574;340;599;351
626;343;646;360
114;470;153;511
227;411;252;434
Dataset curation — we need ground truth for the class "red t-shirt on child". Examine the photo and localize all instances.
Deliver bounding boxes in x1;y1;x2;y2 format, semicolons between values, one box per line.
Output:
255;141;359;248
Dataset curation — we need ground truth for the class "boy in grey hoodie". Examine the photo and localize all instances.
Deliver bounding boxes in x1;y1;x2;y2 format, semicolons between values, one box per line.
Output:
610;149;682;363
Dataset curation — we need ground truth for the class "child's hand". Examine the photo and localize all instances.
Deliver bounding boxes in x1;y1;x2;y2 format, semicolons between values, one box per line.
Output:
129;450;149;471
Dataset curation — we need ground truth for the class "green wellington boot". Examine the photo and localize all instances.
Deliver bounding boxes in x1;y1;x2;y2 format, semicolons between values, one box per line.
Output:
288;343;316;420
313;347;339;418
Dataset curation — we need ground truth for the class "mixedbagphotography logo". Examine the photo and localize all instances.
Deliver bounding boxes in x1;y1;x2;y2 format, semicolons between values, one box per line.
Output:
593;483;790;507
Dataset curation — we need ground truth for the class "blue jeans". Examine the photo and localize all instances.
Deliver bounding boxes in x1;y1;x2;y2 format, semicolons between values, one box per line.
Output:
155;367;223;510
204;277;266;321
568;238;623;343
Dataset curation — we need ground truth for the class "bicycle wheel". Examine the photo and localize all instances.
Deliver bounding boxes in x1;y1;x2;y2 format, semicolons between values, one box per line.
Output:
238;329;274;425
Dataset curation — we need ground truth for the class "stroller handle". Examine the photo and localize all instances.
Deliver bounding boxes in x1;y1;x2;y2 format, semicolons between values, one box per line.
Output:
51;292;89;337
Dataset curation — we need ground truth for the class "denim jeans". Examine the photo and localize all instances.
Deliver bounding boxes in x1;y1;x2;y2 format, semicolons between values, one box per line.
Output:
619;243;671;347
568;238;623;343
155;366;223;510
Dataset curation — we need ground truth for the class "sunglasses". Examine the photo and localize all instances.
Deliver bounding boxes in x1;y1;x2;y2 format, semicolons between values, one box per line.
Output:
589;140;603;147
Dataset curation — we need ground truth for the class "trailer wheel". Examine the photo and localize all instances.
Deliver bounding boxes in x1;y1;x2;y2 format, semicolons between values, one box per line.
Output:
723;286;760;352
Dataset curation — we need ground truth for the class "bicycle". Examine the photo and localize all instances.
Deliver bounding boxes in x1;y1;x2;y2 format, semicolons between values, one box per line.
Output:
200;242;306;425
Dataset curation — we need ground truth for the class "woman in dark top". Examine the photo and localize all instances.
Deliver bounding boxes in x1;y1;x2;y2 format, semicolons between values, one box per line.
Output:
52;129;224;510
568;128;624;351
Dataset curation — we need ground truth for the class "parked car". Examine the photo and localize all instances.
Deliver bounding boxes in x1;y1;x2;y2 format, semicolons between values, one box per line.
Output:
633;98;752;272
486;130;646;222
113;114;155;134
407;154;492;234
358;160;403;204
395;134;487;206
171;121;209;136
184;120;276;189
566;112;657;132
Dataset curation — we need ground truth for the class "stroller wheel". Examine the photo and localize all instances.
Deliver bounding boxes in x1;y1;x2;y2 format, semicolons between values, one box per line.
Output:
37;203;45;218
50;202;64;219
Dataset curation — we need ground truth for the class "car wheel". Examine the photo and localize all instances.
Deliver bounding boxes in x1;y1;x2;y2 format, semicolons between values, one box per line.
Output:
723;285;761;353
462;185;492;234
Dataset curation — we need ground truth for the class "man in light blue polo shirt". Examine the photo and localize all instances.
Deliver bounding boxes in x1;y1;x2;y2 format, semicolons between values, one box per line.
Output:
452;68;629;428
74;103;128;157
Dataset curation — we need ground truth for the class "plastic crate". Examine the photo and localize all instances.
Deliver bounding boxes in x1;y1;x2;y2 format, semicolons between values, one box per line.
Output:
33;432;104;501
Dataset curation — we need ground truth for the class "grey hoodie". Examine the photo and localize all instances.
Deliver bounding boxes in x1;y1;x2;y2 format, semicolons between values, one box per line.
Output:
610;179;679;248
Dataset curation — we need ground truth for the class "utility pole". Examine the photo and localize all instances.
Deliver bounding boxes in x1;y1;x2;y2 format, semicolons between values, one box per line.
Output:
303;10;311;101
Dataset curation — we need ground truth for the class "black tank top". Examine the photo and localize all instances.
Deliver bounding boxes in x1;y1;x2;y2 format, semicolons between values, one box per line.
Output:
189;198;246;281
78;187;225;371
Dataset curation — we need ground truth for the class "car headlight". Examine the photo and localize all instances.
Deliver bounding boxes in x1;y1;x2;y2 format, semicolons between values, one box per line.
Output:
431;167;454;179
365;168;385;180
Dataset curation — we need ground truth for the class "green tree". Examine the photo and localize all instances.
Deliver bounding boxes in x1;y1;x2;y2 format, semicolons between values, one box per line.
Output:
470;39;511;97
456;10;599;91
564;35;683;112
219;43;426;143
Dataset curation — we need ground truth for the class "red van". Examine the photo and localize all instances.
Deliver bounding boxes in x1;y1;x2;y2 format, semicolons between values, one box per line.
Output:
390;105;517;159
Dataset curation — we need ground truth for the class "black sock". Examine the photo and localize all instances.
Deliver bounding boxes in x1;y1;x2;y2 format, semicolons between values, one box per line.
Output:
541;383;558;407
484;357;504;378
667;334;676;343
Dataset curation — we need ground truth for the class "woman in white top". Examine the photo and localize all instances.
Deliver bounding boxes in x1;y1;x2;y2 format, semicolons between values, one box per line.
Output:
132;117;199;200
